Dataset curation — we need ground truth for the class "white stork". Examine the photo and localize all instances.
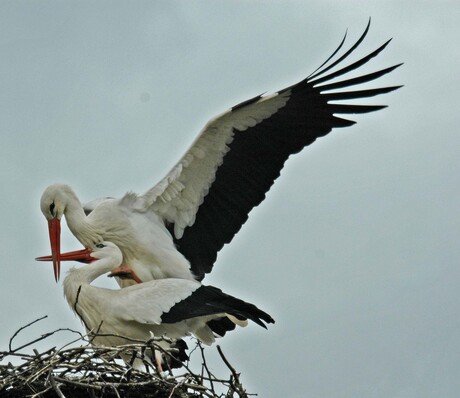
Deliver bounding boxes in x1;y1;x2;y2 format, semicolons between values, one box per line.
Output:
37;242;274;369
39;21;401;282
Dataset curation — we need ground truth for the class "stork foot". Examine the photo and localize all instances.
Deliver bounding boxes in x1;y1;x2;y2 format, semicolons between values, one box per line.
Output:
108;265;142;284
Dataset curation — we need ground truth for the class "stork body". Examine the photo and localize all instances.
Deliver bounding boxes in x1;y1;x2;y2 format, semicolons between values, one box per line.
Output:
42;185;194;283
60;242;273;367
40;21;402;282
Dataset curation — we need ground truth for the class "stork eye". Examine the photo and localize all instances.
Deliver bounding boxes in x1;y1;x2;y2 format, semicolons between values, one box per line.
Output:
49;203;55;216
96;243;105;249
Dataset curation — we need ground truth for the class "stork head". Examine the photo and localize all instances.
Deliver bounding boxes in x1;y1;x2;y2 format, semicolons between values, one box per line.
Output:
36;241;128;280
40;184;73;221
39;184;79;282
90;241;123;264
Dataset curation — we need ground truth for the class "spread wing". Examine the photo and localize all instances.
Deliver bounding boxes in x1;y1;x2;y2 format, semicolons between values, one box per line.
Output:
112;279;201;325
142;20;402;280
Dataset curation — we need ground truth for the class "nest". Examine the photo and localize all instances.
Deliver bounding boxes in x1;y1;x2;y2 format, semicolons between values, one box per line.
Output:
0;316;252;398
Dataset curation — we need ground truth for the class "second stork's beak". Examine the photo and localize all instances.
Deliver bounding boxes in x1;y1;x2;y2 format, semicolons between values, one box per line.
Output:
36;247;94;266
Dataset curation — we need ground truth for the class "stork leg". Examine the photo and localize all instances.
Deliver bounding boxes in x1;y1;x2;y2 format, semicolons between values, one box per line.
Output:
154;349;164;373
108;265;143;284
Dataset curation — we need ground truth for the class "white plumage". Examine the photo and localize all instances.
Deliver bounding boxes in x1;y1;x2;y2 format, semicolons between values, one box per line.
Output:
54;242;274;368
39;21;401;283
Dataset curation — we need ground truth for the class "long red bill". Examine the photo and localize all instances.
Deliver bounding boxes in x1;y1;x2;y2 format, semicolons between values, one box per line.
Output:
47;218;61;282
36;247;94;264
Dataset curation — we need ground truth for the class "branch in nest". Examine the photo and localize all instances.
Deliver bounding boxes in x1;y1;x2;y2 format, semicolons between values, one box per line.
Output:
0;316;255;398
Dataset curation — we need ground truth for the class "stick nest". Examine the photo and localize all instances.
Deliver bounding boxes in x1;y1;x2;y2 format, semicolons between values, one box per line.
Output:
0;316;252;398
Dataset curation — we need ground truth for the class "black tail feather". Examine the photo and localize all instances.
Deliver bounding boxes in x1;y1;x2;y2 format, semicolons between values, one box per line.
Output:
207;317;237;337
161;285;275;328
162;339;189;370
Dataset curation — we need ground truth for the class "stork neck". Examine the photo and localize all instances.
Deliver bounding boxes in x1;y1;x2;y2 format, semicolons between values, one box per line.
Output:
64;197;101;248
64;198;86;230
63;256;117;322
82;256;118;284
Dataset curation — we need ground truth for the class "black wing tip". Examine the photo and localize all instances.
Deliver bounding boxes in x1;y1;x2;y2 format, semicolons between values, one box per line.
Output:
265;315;275;325
388;84;404;92
379;37;393;51
332;117;357;127
257;310;275;324
251;314;274;329
383;63;404;75
248;307;275;328
316;66;404;94
365;104;388;112
307;18;401;88
322;85;403;103
307;19;373;82
343;104;388;112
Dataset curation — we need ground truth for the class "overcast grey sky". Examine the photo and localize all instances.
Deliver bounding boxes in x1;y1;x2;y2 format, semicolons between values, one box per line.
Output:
1;1;459;397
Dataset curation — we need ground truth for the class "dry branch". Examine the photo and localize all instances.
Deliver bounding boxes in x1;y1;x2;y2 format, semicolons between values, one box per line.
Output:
0;317;254;398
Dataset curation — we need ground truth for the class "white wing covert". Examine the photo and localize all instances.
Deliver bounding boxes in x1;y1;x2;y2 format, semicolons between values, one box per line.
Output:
142;91;291;239
138;21;401;281
111;279;201;325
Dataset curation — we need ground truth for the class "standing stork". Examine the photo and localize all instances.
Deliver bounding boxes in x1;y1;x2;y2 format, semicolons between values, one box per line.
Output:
39;20;401;283
37;242;274;369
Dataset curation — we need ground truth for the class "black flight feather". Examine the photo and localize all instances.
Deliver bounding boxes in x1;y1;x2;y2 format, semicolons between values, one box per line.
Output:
161;285;274;329
170;21;402;280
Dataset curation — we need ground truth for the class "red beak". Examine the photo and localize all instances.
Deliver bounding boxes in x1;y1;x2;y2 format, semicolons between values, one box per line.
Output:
47;218;61;282
36;247;94;264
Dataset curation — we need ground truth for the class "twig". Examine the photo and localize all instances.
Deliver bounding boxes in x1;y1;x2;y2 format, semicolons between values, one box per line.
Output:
1;318;254;397
48;370;67;398
109;384;122;398
8;315;48;351
217;345;248;398
53;376;103;391
199;341;216;394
